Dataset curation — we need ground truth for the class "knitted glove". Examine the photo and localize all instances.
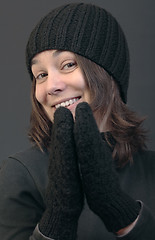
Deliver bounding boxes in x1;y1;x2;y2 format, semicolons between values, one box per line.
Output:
39;107;84;239
74;102;141;233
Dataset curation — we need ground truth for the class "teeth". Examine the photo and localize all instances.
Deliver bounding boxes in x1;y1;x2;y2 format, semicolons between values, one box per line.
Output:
55;98;80;109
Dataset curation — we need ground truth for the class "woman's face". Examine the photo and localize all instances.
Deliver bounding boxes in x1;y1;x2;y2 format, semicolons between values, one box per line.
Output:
31;50;91;122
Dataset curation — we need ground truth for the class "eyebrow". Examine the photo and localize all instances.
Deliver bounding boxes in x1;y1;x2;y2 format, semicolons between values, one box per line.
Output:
31;50;64;66
31;59;38;65
53;49;63;57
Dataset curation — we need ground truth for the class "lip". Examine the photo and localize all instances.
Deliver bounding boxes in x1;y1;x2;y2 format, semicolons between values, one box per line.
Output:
66;97;81;111
52;96;81;108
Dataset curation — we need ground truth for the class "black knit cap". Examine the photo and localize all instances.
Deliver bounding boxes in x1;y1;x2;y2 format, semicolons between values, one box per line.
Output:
26;3;129;103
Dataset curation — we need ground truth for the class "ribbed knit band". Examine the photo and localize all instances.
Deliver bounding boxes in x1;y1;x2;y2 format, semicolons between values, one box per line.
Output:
26;3;129;103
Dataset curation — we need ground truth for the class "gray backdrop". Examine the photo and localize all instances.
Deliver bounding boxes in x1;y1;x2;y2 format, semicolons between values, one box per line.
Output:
0;0;155;160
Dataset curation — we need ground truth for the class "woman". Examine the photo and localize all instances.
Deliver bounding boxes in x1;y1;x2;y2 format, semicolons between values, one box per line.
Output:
0;3;155;240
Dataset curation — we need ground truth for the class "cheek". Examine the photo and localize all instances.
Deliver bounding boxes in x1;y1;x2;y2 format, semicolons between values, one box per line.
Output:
35;85;46;104
85;89;91;103
78;79;91;100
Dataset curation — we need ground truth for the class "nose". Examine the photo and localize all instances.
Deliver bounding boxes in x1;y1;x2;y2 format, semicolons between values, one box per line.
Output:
46;72;66;95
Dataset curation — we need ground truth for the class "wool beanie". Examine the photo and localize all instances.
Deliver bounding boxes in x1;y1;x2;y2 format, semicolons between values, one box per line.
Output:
26;3;129;103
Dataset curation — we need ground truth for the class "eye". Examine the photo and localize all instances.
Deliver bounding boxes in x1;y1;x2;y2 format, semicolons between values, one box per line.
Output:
62;61;77;70
35;73;48;80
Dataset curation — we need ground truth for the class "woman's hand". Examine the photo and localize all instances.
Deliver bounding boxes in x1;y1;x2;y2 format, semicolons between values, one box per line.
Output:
74;102;140;233
39;107;84;240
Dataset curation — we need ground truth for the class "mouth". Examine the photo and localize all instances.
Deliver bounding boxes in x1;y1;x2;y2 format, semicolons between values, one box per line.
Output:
54;97;81;109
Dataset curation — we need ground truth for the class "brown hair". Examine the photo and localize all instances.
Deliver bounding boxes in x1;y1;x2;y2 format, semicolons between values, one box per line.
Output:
28;54;147;167
29;79;52;150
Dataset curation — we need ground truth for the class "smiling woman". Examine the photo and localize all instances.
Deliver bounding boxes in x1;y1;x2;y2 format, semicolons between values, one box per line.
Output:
30;50;90;127
0;2;155;240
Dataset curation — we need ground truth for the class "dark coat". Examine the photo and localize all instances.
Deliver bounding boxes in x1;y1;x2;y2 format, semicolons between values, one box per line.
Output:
0;146;155;240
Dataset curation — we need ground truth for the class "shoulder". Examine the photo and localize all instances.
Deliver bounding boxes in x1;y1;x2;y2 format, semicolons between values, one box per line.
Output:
3;145;49;173
135;150;155;160
133;150;155;171
0;145;49;198
0;146;47;236
117;150;155;182
8;145;49;166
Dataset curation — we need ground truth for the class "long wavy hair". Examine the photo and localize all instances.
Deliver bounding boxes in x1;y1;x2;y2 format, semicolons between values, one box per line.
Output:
28;53;147;167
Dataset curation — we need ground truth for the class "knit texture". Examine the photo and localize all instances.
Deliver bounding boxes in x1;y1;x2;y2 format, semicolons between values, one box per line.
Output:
39;107;84;239
26;3;129;103
74;102;141;233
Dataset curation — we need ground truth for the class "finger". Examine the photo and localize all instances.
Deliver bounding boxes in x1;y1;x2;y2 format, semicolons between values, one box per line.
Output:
74;102;102;148
54;106;74;129
52;107;74;144
50;107;77;180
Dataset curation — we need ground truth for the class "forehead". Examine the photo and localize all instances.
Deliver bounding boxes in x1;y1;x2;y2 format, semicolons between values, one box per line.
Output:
31;50;75;66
